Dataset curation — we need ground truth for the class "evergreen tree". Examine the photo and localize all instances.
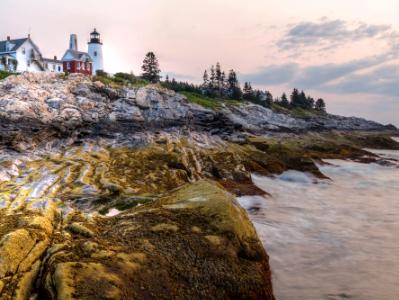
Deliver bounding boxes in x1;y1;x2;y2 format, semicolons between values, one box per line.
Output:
306;96;315;109
141;52;161;83
243;82;254;101
315;98;326;112
299;91;307;108
210;65;216;89
212;62;222;96
165;75;170;83
226;69;242;100
215;62;222;87
202;70;209;87
265;91;273;108
226;70;237;90
280;93;289;108
290;88;301;108
171;78;177;87
255;90;262;103
220;71;226;93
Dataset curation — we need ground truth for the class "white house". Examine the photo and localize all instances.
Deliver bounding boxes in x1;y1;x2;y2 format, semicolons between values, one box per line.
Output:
1;29;104;75
43;57;63;73
0;35;63;73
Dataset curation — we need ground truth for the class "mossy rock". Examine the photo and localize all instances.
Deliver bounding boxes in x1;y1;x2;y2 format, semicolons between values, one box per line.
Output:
38;180;275;299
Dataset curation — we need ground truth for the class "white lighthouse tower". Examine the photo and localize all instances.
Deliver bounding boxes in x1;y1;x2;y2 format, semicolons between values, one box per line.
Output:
88;28;104;75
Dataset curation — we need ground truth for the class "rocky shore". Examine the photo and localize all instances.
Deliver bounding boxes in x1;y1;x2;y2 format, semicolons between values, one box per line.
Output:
0;73;398;299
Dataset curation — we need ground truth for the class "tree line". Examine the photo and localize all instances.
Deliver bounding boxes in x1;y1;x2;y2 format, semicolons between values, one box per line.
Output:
139;53;327;112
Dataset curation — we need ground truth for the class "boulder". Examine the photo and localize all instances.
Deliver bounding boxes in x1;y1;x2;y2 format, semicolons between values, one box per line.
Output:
39;180;274;299
109;99;144;122
46;97;62;110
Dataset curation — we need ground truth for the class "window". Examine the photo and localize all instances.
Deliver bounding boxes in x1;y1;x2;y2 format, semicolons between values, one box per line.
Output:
22;48;26;55
53;64;55;71
77;62;80;70
67;62;70;70
58;66;61;72
94;51;97;57
82;63;85;70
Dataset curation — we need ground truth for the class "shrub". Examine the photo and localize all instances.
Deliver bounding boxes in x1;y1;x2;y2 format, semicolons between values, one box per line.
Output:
96;70;109;77
0;70;12;80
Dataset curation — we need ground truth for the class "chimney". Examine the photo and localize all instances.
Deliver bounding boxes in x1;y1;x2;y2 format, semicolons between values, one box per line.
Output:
6;36;11;51
28;34;31;39
54;56;57;60
69;34;78;51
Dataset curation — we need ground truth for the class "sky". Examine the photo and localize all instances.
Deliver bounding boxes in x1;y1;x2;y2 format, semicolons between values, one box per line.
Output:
2;0;399;126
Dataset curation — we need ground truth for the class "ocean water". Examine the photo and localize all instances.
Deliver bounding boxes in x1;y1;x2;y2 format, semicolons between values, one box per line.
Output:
238;144;399;300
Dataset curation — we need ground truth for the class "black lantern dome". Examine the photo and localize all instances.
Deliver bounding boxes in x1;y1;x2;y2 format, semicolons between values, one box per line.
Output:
89;28;102;44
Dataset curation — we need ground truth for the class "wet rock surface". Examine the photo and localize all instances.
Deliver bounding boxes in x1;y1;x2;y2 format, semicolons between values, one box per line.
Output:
0;131;397;299
40;180;273;299
0;73;398;299
0;179;274;299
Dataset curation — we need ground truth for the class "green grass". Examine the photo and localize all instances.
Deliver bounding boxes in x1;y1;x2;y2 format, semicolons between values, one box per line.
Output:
180;91;243;110
93;74;150;88
0;70;12;80
225;99;242;107
290;107;327;118
271;103;290;114
92;75;121;87
180;92;221;110
131;79;150;88
290;107;314;118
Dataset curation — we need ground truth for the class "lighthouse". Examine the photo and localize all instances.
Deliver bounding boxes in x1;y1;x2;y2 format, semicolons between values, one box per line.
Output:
88;28;104;75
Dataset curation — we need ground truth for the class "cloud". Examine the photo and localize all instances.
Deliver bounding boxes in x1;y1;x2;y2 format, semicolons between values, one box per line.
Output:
388;32;399;53
292;54;389;88
243;56;399;99
240;63;299;85
323;64;399;97
264;18;399;101
243;54;388;87
278;19;392;49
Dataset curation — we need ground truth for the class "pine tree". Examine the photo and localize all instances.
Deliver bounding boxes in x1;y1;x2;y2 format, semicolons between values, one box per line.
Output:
290;88;300;108
243;82;254;101
165;75;170;83
255;90;262;103
227;70;236;90
280;93;289;108
171;78;177;89
220;71;226;90
210;65;216;89
306;96;315;109
203;70;209;86
226;70;242;99
315;98;326;112
141;52;161;83
299;91;307;108
215;62;222;87
265;91;273;108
